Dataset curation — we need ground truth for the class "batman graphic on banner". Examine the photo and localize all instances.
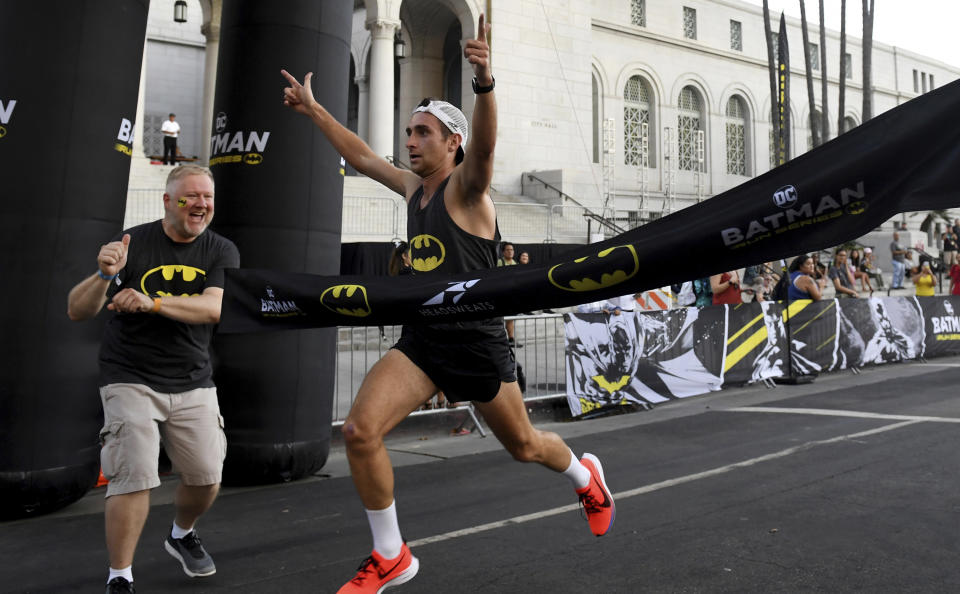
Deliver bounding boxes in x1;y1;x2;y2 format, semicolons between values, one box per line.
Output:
220;79;960;333
564;308;724;415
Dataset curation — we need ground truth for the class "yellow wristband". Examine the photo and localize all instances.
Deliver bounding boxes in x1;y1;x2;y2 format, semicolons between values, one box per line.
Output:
151;297;162;313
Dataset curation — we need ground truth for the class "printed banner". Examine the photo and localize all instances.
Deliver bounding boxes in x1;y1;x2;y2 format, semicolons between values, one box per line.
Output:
221;78;960;332
723;301;788;385
566;296;960;417
920;297;960;357
564;308;725;416
787;299;838;374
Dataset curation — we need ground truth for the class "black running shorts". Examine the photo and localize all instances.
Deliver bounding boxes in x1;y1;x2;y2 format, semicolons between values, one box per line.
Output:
392;324;517;403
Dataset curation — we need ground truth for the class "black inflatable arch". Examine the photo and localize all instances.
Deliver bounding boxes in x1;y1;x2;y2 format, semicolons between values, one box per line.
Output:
0;1;149;518
210;0;352;484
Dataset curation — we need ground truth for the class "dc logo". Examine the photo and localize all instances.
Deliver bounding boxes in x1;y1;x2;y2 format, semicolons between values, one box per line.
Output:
946;301;955;316
265;285;275;299
773;185;798;209
423;280;480;306
215;112;227;133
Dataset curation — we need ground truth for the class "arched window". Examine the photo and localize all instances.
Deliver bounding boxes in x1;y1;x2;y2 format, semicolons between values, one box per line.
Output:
725;95;747;176
842;115;857;134
677;86;704;171
623;75;655;167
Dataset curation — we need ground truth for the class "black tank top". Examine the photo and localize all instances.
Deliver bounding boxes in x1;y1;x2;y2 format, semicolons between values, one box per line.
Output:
406;175;503;336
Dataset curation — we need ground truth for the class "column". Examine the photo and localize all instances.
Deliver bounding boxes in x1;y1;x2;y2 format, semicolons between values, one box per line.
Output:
356;74;369;143
134;38;147;158
366;18;399;160
200;21;220;165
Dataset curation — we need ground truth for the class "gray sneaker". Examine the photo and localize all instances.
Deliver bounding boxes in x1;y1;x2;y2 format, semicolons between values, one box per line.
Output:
164;530;216;577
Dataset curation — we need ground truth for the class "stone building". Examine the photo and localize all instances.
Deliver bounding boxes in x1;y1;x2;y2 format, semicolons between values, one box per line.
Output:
128;0;959;247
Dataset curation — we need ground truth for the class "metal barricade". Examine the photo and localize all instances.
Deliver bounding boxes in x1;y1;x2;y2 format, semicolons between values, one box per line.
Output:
341;195;405;240
331;314;568;423
124;188;165;229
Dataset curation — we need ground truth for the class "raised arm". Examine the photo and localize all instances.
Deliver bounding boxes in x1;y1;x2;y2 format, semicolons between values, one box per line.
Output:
455;13;495;202
281;69;418;198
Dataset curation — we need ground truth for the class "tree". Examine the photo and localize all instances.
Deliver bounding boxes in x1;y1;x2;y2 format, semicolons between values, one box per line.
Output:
763;1;779;151
799;0;820;147
818;0;829;141
862;0;875;121
837;0;847;133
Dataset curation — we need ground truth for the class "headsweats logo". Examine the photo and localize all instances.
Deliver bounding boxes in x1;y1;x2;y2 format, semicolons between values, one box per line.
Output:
320;284;371;317
140;265;206;297
547;245;640;292
418;279;495;317
0;99;15;139
114;117;135;156
721;181;867;249
410;234;446;272
261;285;305;317
209;111;270;167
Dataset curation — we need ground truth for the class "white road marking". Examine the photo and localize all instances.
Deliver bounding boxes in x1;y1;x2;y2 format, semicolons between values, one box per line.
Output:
407;419;919;548
726;406;960;423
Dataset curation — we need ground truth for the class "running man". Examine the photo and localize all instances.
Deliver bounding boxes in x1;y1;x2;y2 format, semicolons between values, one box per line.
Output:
281;13;613;593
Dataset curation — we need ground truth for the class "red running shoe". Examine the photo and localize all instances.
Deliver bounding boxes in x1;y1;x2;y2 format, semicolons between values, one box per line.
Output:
337;543;419;593
577;453;615;536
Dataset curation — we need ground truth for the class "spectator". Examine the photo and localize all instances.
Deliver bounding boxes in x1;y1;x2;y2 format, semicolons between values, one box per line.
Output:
161;113;181;166
911;261;937;297
497;242;520;346
890;231;911;289
577;294;634;315
518;251;530;265
66;165;240;592
942;227;958;268
787;254;823;301
388;241;412;276
497;241;517;266
741;264;765;302
692;277;713;307
811;252;828;292
828;249;859;298
950;258;960;296
710;270;742;305
850;248;874;294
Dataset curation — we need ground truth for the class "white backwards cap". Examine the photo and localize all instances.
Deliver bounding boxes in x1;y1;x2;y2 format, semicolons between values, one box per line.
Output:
413;100;468;159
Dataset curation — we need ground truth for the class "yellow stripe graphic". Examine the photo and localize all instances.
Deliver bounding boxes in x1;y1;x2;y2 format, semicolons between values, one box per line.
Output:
727;313;763;344
724;326;770;372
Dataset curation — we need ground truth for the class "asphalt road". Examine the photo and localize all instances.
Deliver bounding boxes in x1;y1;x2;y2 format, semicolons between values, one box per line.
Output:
4;357;960;593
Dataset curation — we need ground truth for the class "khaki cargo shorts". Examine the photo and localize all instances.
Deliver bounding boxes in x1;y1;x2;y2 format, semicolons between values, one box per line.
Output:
99;383;227;497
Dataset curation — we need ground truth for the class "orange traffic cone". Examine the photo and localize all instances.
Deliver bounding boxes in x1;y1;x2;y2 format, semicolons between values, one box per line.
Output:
96;468;109;487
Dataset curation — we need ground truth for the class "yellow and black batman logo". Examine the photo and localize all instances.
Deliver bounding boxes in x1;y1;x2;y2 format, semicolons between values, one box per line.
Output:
845;201;868;215
243;153;263;165
592;374;631;394
0;126;8;139
320;284;372;317
410;234;446;272
140;265;207;297
548;245;639;292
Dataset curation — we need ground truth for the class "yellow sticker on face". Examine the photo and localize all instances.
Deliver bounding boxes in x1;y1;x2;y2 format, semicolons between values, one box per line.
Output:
177;198;187;207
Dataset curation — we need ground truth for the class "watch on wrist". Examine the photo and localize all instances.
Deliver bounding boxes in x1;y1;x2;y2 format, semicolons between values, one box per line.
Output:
472;76;495;94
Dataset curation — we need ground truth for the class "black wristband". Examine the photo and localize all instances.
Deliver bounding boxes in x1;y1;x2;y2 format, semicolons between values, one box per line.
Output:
472;76;495;94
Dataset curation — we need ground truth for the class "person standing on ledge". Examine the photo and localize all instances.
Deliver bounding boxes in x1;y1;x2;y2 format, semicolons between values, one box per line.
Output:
161;112;181;166
281;13;614;594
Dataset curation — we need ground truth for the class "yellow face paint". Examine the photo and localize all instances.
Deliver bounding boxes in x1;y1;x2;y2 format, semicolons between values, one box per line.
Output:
177;198;187;207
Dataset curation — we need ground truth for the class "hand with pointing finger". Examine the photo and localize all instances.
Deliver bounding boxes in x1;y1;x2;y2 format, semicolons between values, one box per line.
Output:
280;69;318;117
464;13;492;85
97;233;130;278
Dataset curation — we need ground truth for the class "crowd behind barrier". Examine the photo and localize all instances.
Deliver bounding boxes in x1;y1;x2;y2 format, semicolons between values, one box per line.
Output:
564;296;960;417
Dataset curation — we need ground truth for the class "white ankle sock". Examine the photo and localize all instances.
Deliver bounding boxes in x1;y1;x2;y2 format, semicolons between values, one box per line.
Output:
108;566;133;584
171;521;193;539
562;449;591;490
366;501;403;559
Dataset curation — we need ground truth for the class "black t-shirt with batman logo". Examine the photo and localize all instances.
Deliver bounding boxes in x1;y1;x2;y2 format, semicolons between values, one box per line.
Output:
99;220;240;392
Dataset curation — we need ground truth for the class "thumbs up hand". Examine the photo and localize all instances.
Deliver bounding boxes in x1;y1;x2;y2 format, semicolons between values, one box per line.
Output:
98;233;130;277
